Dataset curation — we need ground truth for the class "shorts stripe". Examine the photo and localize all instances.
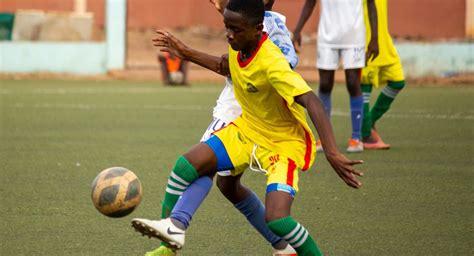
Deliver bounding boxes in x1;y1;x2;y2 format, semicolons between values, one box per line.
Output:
286;159;296;187
302;128;312;171
204;134;234;171
266;183;296;197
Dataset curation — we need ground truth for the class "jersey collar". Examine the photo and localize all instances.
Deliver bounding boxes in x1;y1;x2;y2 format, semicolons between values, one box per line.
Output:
237;32;268;68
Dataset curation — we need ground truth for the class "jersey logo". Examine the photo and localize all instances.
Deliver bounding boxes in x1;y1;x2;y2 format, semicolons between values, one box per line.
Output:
246;83;259;93
269;154;280;165
167;227;184;235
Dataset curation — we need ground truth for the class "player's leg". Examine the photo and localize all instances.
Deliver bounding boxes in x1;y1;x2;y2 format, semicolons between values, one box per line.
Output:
318;69;335;117
145;118;230;254
178;60;189;85
131;142;219;249
360;66;391;149
360;66;375;141
266;191;321;256
342;47;365;153
158;54;171;85
255;148;321;255
316;46;339;118
316;46;338;152
216;174;294;253
158;143;217;219
371;61;406;129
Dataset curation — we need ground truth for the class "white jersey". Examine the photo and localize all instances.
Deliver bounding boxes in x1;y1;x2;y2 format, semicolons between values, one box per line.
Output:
318;0;366;48
211;11;298;123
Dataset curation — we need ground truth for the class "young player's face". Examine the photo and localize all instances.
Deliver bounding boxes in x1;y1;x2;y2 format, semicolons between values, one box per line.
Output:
223;9;262;51
209;0;228;14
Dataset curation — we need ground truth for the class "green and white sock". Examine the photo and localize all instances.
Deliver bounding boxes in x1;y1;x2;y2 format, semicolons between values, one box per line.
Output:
361;83;373;139
267;216;322;256
161;155;199;219
371;80;405;124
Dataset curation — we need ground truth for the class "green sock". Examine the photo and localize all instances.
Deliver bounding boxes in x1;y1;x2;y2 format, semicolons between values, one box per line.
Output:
161;155;199;219
361;84;373;139
267;216;322;256
371;80;405;124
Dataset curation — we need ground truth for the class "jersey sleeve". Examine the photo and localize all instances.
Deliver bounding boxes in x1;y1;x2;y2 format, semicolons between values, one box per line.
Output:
266;57;312;106
264;12;299;69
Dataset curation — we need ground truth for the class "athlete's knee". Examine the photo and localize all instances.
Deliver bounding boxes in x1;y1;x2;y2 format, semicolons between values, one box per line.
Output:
346;83;361;96
318;71;335;93
264;190;293;223
346;78;362;96
319;78;334;93
265;210;289;223
182;143;218;176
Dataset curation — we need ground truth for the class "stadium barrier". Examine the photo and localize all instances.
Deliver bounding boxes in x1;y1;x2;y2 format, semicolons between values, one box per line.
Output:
0;0;125;75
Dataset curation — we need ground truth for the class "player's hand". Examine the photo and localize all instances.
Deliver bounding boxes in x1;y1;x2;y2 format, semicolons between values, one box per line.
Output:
152;30;187;60
292;32;302;53
365;38;379;65
325;152;364;189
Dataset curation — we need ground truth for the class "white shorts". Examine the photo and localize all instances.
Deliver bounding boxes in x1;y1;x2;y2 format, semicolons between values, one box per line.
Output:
200;118;232;176
317;45;365;70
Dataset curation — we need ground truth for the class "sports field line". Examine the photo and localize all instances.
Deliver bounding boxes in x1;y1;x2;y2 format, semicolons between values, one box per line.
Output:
9;102;474;120
0;87;221;95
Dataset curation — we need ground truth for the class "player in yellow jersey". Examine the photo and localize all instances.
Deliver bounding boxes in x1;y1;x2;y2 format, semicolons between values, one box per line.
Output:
361;0;406;149
132;0;363;255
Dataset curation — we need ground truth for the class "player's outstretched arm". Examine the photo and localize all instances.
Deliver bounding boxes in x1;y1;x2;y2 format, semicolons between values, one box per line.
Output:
366;0;379;64
152;30;230;76
292;0;317;53
295;92;364;189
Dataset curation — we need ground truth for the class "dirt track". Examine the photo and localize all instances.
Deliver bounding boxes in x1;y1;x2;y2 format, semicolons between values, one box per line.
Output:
1;27;472;85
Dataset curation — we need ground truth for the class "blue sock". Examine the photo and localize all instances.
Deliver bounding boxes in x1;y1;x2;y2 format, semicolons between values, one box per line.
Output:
234;192;282;247
318;91;332;118
350;95;364;140
170;176;213;229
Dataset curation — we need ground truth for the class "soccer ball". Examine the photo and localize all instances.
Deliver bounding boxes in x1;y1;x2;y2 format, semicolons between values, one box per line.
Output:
91;167;143;218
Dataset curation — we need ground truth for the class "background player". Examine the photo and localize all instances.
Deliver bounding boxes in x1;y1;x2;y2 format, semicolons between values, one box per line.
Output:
133;0;363;255
147;0;299;255
292;0;379;153
361;0;406;149
158;52;188;85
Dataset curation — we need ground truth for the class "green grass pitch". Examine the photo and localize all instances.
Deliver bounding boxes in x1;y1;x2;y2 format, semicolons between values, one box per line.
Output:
0;79;472;255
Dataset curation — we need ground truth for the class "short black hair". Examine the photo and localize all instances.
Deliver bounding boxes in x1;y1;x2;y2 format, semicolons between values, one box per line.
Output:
226;0;265;25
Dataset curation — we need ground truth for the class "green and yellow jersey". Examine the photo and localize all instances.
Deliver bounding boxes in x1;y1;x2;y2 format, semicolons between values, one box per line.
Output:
228;33;316;171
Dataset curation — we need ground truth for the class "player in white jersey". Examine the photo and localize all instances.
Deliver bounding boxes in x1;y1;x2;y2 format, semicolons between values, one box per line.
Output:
293;0;379;153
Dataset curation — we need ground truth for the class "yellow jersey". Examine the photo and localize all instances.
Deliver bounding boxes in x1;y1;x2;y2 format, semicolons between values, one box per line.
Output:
364;0;400;66
228;33;316;171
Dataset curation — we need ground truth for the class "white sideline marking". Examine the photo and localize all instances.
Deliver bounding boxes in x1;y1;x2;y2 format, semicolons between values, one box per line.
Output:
11;102;210;111
8;103;474;120
0;87;221;95
331;110;474;120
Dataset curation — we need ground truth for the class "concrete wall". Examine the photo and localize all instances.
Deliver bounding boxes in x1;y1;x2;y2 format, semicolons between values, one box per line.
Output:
0;0;469;40
0;0;125;75
397;42;474;77
0;42;106;74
